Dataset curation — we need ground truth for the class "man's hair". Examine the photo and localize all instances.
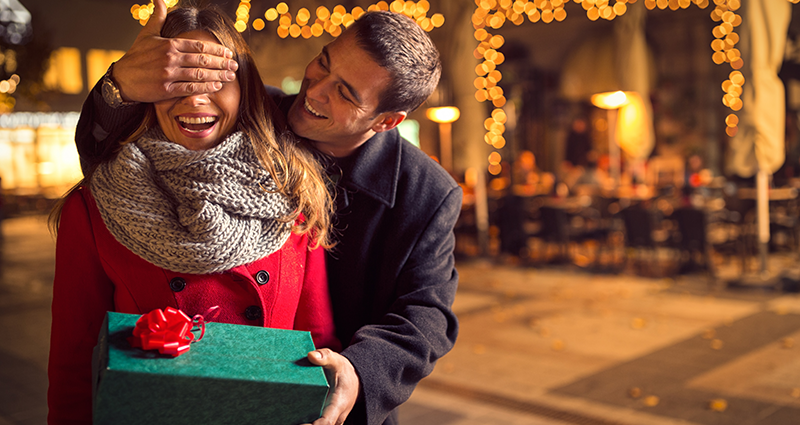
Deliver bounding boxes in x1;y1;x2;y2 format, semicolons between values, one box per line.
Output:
346;11;442;115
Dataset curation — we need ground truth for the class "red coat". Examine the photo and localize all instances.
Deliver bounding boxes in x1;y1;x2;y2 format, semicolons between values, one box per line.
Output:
48;186;338;425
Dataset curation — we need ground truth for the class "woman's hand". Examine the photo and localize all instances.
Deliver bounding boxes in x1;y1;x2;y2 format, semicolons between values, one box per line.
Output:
113;0;238;103
304;348;361;425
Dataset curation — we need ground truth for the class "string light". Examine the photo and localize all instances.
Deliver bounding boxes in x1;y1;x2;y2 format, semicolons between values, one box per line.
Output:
260;0;443;38
234;0;251;33
129;0;179;25
471;0;769;174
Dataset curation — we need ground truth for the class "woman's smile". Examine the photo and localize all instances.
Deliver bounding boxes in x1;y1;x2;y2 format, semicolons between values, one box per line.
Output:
175;114;219;137
154;30;240;151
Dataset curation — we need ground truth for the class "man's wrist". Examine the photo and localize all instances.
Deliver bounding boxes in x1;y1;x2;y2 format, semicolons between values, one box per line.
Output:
101;63;137;108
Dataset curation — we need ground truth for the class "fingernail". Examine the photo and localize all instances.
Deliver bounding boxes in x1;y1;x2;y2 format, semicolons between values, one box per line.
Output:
225;71;236;81
229;61;239;71
225;48;234;59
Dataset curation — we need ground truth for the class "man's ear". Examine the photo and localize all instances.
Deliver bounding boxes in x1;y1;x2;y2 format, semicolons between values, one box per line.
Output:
372;112;407;133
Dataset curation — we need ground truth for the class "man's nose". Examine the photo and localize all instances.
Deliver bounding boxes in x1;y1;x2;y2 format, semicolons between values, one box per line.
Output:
305;76;331;104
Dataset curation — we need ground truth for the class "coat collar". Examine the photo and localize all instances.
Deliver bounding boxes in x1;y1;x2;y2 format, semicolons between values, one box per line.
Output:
341;130;401;208
272;90;401;209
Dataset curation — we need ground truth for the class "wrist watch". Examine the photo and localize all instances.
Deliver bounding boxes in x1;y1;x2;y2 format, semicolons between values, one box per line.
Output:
101;63;136;108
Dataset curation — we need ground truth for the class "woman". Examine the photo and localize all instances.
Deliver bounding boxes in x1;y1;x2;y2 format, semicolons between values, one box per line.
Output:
47;6;338;424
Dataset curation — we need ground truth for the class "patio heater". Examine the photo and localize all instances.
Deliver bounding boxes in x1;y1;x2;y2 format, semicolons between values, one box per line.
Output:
425;106;460;174
590;90;629;188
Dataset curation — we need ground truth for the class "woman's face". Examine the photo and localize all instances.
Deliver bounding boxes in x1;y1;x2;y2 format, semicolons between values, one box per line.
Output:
154;30;240;151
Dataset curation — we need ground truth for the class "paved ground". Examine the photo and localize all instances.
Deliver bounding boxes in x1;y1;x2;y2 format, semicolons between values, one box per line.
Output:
2;215;800;424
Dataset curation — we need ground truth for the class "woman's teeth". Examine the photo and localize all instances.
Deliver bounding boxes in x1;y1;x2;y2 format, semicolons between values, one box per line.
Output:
177;116;217;132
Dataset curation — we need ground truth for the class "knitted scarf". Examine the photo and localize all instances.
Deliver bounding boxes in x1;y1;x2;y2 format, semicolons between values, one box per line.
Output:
92;128;293;274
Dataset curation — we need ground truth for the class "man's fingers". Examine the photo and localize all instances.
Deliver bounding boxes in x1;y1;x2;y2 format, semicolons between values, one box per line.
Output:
166;81;224;97
169;66;236;83
307;349;334;366
172;38;235;63
141;0;168;38
306;349;358;425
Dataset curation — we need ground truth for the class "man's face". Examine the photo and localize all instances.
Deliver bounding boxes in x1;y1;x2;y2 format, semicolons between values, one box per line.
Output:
287;31;404;157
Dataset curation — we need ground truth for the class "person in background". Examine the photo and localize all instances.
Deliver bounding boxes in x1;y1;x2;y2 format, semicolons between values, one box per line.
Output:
73;1;462;424
48;6;338;424
565;115;592;168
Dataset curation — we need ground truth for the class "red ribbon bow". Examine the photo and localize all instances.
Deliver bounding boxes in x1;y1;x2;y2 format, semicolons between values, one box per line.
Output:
127;306;218;357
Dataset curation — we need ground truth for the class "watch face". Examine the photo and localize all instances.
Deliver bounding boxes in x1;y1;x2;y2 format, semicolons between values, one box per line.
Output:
102;77;120;106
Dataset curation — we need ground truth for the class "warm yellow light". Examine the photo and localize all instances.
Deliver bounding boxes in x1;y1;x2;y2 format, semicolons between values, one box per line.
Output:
43;47;83;94
316;6;330;20
730;70;745;85
426;106;461;123
390;0;404;13
87;49;124;87
403;1;416;16
591;91;629;109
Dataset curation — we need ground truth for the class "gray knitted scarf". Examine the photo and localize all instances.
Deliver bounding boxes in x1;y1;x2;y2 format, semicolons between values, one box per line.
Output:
92;128;293;274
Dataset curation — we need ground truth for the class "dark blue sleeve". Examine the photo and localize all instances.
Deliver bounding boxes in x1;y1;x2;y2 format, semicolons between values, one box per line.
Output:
74;79;148;175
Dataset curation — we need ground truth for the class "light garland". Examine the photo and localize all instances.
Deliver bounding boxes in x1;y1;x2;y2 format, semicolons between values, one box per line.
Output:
125;1;783;175
257;1;444;38
471;0;753;175
133;1;442;36
129;0;179;25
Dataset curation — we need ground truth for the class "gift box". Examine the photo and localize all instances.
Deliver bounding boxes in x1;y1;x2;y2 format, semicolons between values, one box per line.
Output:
93;311;330;425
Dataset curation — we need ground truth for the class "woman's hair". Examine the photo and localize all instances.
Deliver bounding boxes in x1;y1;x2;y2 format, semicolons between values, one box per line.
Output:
50;5;334;248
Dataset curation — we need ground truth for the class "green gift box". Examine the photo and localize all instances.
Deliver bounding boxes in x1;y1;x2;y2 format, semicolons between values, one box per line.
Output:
93;311;330;425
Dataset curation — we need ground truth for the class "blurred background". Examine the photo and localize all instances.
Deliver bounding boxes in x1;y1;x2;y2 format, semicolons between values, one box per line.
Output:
2;0;800;424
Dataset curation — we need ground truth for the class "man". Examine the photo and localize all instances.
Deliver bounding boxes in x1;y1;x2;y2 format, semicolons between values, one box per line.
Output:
74;2;461;425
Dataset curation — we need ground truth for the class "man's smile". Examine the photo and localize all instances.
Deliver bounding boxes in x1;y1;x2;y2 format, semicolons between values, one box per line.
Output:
304;98;326;119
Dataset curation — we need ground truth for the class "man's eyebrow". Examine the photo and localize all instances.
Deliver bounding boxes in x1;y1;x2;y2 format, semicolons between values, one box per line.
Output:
322;45;362;105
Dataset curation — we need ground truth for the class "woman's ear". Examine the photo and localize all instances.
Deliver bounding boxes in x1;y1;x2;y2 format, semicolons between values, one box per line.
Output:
372;112;407;133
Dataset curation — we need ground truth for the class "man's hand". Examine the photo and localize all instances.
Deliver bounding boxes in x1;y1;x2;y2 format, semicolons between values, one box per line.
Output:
304;349;360;425
112;0;238;103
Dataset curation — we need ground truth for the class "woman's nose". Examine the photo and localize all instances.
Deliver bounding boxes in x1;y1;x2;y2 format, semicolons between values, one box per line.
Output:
180;94;211;106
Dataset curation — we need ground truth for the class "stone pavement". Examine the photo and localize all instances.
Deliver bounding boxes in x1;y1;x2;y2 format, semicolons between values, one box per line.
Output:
404;259;800;425
2;215;800;424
